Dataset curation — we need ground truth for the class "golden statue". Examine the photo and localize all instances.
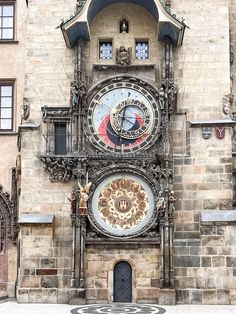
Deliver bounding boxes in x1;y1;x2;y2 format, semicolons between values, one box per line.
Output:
77;181;92;215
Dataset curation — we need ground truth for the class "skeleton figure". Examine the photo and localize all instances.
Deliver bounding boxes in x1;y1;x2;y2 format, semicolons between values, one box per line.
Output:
68;192;77;215
77;181;92;215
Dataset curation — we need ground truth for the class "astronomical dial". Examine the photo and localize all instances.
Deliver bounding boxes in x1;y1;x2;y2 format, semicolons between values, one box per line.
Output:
86;80;161;154
110;98;151;140
89;173;156;238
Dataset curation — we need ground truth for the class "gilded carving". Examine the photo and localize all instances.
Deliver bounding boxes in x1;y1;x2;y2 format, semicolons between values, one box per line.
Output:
78;181;92;216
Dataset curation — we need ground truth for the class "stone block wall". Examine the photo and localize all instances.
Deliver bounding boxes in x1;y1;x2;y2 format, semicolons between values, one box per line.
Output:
0;0;27;190
0;0;27;297
173;0;230;120
23;0;75;122
171;0;235;304
174;224;236;304
18;224;72;303
86;244;160;304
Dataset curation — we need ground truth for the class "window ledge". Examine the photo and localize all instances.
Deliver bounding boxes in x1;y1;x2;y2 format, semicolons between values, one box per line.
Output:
0;40;19;44
201;210;236;225
0;131;17;135
18;213;54;224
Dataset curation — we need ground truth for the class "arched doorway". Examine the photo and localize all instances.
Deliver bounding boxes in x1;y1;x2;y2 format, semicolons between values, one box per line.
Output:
113;261;132;302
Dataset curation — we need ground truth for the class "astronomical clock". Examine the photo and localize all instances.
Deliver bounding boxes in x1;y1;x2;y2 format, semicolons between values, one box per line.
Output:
81;75;170;241
86;80;161;154
36;0;184;303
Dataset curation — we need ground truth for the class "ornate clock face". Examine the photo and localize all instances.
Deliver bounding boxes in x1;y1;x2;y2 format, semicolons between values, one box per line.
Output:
86;81;160;153
89;173;156;238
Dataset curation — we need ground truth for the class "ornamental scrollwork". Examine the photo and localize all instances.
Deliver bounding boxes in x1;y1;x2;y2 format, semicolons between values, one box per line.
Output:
0;168;18;251
40;157;78;182
42;107;71;122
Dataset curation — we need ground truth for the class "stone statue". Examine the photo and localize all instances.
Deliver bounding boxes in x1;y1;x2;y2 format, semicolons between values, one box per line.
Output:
222;94;233;116
68;191;77;215
121;20;128;33
168;84;178;113
20;102;30;120
78;181;92;215
168;190;178;216
71;82;79;109
116;46;131;65
71;81;87;111
156;191;165;217
159;87;167;110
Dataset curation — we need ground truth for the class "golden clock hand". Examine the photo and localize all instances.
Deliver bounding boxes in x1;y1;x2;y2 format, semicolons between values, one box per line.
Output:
95;100;113;111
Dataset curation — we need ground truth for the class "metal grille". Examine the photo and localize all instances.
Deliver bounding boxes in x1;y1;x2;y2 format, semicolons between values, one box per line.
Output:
99;42;112;59
135;41;149;60
114;261;132;302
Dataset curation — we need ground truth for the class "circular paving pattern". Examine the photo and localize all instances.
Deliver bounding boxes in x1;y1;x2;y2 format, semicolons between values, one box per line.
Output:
71;304;166;314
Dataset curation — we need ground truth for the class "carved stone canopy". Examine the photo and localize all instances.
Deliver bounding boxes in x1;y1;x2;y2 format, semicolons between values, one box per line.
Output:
60;0;185;47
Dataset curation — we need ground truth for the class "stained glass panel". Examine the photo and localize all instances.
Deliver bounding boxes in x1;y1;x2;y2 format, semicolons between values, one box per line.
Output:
0;84;13;130
135;41;149;60
99;42;112;59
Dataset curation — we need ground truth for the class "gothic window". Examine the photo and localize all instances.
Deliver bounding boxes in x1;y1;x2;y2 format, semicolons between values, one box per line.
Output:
0;2;15;40
99;41;113;59
0;82;14;131
41;107;72;155
135;40;149;60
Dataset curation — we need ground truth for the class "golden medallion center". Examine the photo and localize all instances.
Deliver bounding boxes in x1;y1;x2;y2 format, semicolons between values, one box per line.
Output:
114;195;132;213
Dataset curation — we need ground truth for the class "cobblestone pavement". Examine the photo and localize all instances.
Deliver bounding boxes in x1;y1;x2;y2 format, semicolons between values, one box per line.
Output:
1;301;236;314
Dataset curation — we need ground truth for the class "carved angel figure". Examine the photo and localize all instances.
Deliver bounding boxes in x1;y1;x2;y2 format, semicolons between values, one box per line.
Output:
116;46;131;65
77;181;92;215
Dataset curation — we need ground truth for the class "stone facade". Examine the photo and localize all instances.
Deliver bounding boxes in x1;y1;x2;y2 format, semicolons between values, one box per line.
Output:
1;0;236;306
0;0;27;298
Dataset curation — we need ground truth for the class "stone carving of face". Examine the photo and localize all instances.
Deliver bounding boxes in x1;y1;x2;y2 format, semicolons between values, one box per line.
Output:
223;97;231;115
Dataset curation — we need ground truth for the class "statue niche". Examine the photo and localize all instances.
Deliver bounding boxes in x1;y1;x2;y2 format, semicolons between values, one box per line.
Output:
120;18;129;33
